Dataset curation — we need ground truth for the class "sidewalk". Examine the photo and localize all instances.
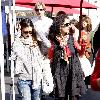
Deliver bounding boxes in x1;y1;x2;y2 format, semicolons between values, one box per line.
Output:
1;71;21;100
4;72;54;100
1;71;100;100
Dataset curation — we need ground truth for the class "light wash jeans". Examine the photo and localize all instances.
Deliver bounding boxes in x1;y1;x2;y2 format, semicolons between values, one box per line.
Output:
17;80;41;100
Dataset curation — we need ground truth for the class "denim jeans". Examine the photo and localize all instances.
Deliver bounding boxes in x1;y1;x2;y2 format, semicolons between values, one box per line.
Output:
17;80;41;100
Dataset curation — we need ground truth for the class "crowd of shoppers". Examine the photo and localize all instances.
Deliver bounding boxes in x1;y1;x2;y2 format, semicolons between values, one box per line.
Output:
7;1;100;100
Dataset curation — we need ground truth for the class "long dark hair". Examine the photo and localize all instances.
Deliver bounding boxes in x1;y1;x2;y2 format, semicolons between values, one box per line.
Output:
49;14;69;43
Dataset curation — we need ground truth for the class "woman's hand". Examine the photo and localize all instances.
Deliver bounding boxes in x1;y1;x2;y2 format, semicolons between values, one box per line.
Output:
70;24;75;34
56;36;67;48
60;39;67;48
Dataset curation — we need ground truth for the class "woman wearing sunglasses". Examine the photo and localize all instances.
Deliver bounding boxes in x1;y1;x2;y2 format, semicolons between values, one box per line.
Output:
48;14;87;100
10;18;54;100
32;2;53;48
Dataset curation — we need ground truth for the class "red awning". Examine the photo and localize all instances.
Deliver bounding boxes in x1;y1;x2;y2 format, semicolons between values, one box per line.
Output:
16;3;81;14
16;4;33;9
54;8;80;14
15;0;32;3
15;0;97;9
67;0;97;8
46;7;80;14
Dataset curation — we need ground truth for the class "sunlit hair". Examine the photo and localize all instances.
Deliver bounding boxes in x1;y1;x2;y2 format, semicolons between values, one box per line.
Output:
20;18;37;41
49;14;69;42
34;1;46;11
82;15;92;32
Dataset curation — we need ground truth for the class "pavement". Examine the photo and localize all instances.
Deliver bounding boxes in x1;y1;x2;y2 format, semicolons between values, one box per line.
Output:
1;71;100;100
4;71;20;100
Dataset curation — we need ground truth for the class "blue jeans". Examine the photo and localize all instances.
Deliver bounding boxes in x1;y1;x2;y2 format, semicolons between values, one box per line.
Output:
17;80;41;100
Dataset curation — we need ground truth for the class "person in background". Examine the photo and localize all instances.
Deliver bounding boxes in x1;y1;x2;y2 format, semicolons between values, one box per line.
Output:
56;11;66;16
9;18;53;100
32;2;54;98
80;15;93;63
48;14;86;100
71;15;93;88
32;1;53;48
91;48;100;91
79;15;93;87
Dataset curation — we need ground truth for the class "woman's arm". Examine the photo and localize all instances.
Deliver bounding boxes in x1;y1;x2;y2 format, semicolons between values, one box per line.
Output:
74;37;87;55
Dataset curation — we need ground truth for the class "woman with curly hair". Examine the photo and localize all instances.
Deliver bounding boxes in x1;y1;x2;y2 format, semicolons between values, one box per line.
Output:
48;14;86;100
78;15;93;88
70;16;93;88
80;15;93;62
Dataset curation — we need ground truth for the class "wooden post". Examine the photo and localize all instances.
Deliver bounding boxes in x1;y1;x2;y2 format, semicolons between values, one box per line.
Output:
78;0;83;42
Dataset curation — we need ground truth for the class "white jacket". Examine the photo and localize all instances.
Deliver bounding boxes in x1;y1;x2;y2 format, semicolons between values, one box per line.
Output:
32;16;53;48
10;37;54;93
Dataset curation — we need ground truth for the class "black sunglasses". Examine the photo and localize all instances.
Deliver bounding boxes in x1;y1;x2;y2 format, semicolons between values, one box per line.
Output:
62;23;71;27
35;9;44;12
23;31;32;34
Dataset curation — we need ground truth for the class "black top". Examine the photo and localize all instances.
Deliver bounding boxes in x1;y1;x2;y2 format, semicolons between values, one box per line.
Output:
51;35;86;97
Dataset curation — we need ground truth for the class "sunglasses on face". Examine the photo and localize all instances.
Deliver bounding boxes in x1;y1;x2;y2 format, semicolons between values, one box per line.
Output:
61;23;71;27
35;9;44;12
22;31;32;35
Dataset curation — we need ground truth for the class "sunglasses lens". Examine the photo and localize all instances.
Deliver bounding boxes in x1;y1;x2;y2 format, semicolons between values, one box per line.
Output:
62;23;71;27
65;23;70;27
35;9;44;11
61;23;71;27
23;31;32;34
